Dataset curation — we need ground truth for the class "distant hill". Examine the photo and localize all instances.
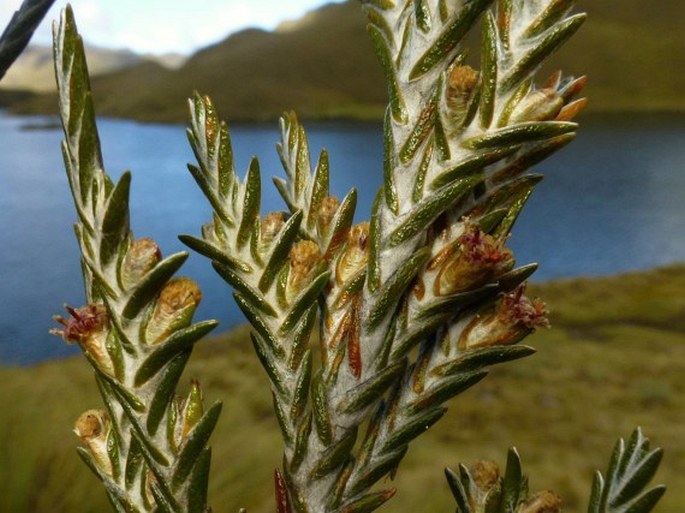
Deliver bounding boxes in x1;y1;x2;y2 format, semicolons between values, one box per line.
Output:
0;44;187;93
5;0;684;121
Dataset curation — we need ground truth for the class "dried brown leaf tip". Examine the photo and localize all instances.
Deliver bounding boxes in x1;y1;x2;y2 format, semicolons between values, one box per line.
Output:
434;223;514;296
146;277;202;344
74;409;113;476
52;304;114;374
458;284;549;351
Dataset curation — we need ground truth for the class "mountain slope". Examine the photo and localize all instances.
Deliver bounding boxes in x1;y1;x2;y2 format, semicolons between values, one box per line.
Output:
7;0;685;121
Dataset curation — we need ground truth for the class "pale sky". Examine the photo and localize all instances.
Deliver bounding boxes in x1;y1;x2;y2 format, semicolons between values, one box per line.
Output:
0;0;345;55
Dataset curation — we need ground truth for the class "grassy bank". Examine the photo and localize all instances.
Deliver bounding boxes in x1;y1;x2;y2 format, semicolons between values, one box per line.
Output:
1;266;683;512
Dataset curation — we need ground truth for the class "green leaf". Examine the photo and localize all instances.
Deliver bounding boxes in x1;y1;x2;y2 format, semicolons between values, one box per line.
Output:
339;489;396;513
367;248;431;330
237;157;261;249
99;171;131;266
445;466;472;513
259;211;303;293
623;486;666;513
212;262;274;316
389;174;482;246
173;401;222;486
462;121;577;149
135;320;218;386
399;102;436;164
291;351;312;420
382;407;446;453
273;393;293;445
368;189;383;292
496;264;538;291
501;14;586;92
430;145;519;190
250;333;287;397
312;372;333;445
412;140;434;202
346;448;407;497
414;0;432;33
409;0;492;79
523;0;576;39
382;111;400;214
179;234;252;274
480;12;498;128
368;26;407;124
502;447;523;513
405;371;487;415
290;412;313;472
431;345;536;377
121;252;188;319
187;447;212;513
146;352;190;435
308;149;330;230
325;188;357;258
338;359;407;414
280;270;331;334
290;303;318;371
309;426;358;480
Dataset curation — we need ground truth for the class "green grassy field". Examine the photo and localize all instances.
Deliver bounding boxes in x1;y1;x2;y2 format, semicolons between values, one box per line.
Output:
1;265;683;512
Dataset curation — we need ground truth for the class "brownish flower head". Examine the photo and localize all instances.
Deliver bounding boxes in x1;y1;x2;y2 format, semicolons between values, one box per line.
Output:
52;304;114;374
470;460;501;491
519;491;563;513
122;238;161;289
317;195;340;232
458;284;549;351
436;224;514;296
261;212;286;244
336;222;370;284
52;304;109;345
448;65;479;93
289;240;322;292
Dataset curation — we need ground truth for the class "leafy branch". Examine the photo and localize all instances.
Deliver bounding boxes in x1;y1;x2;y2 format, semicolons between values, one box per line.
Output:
52;7;219;512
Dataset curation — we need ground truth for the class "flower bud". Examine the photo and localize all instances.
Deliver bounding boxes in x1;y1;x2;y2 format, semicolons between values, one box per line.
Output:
74;410;113;476
510;88;564;124
317;195;340;234
435;224;514;296
146;278;202;344
458;285;549;351
121;238;161;290
336;222;370;285
288;240;322;297
52;304;114;375
518;491;562;513
170;380;205;451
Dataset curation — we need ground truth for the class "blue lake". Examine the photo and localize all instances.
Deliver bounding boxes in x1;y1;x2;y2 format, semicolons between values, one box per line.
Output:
1;112;684;364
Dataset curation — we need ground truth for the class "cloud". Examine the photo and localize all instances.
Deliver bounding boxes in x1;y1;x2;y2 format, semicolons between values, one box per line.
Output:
0;0;345;54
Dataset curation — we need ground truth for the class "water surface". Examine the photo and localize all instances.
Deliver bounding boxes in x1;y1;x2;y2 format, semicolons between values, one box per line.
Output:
1;112;683;364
